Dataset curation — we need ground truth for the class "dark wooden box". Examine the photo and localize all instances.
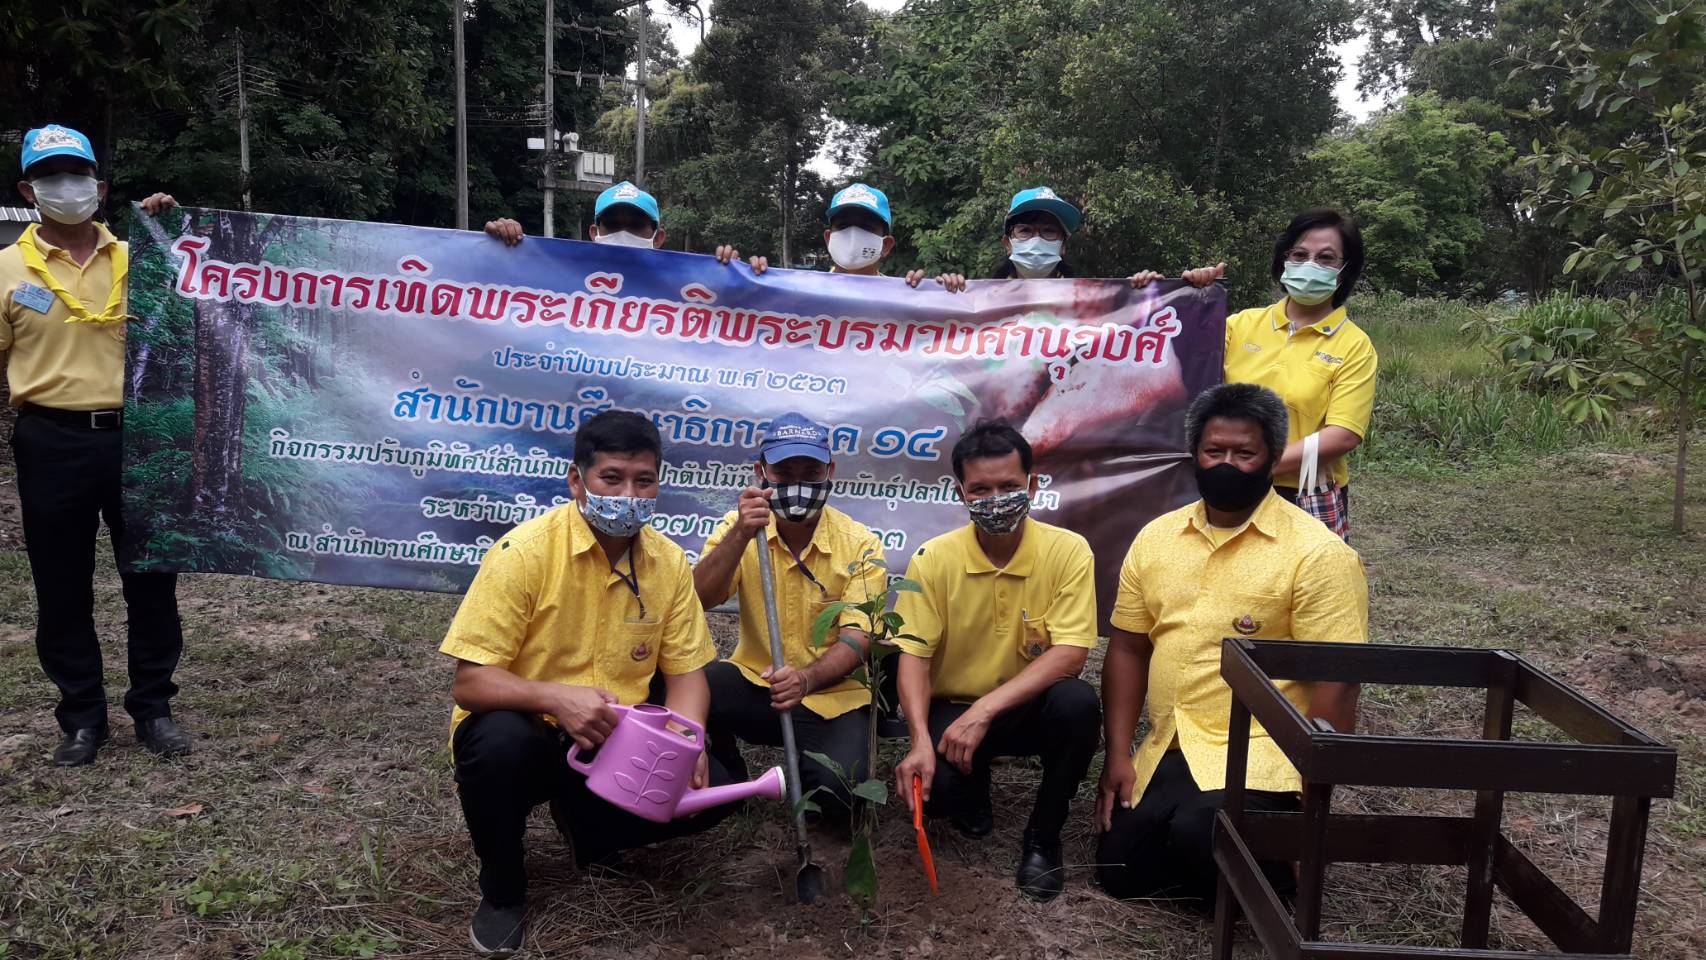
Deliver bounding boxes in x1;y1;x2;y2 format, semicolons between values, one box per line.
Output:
1213;640;1677;960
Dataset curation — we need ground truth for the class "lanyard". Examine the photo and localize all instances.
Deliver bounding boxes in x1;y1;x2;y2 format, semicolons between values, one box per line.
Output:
612;550;646;620
16;224;128;325
772;531;829;597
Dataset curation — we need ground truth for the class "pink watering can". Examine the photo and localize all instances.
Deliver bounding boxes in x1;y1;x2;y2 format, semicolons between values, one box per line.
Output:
567;703;786;823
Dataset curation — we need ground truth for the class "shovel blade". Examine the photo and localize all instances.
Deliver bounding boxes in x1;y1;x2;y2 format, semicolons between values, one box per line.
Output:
795;852;828;905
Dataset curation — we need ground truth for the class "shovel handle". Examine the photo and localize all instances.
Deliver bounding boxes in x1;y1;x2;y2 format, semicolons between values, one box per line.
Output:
754;504;809;846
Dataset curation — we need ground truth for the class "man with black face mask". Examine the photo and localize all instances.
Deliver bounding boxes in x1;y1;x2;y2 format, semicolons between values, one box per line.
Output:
694;413;887;813
891;419;1102;901
1095;383;1367;909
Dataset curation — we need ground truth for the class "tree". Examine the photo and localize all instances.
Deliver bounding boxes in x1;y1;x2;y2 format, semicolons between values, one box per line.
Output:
839;0;1354;294
1356;0;1498;98
601;0;871;264
1518;0;1706;532
1303;93;1512;296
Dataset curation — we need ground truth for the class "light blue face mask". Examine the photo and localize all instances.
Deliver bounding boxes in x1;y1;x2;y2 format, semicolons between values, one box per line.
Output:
1009;236;1063;278
1280;260;1341;306
580;492;657;538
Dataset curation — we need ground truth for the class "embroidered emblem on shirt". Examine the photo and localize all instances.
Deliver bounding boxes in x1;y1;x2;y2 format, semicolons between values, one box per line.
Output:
1314;350;1345;365
1243;342;1261;352
630;642;651;661
1232;615;1262;636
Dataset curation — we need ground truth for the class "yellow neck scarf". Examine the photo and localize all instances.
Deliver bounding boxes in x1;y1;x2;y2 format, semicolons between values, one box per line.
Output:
16;223;128;324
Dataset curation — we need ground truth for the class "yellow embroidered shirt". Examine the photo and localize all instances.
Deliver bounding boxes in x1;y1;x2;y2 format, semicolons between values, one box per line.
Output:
1110;490;1368;794
0;223;127;409
893;519;1098;701
440;505;716;738
700;505;888;719
1223;299;1378;487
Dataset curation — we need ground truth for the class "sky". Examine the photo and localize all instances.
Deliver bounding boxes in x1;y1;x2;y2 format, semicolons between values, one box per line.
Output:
659;1;1383;176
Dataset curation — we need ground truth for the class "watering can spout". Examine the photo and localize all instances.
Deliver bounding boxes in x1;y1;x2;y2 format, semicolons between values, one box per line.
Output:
675;765;786;817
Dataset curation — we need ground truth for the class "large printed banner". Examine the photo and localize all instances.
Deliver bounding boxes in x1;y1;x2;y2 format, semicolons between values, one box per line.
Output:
122;206;1225;615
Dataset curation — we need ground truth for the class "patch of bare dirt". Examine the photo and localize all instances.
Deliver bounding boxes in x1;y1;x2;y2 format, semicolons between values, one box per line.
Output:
1570;633;1706;738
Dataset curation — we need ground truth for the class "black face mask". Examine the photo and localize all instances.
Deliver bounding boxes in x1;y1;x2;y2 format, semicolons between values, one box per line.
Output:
1194;462;1273;513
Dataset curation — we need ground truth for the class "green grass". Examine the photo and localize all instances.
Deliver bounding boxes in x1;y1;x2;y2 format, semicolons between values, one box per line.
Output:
1354;294;1647;476
1;296;1704;958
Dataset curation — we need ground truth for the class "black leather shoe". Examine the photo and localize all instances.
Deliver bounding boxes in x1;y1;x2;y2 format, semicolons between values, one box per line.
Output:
469;898;525;956
53;725;110;767
1016;828;1066;901
136;717;193;758
950;802;995;839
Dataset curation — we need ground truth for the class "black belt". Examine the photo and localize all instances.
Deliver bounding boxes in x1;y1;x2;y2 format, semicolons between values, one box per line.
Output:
19;403;123;430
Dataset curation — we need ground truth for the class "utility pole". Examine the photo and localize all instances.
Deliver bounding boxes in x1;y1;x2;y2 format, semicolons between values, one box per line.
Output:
634;0;647;186
543;0;556;237
454;0;469;229
236;39;251;212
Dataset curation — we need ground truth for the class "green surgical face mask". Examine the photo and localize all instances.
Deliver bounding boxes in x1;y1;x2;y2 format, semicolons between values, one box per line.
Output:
1281;260;1341;306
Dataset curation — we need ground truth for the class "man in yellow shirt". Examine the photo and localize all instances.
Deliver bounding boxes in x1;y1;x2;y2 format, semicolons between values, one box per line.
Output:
442;411;734;957
3;124;184;766
892;421;1101;901
694;413;886;813
1096;383;1368;908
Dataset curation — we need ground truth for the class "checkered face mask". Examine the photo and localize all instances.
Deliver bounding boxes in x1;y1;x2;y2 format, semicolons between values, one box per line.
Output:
771;481;830;523
966;489;1031;535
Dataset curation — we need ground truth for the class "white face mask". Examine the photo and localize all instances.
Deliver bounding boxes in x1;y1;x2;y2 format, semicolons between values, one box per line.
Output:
1009;236;1063;278
828;226;885;270
594;229;655;249
31;173;100;225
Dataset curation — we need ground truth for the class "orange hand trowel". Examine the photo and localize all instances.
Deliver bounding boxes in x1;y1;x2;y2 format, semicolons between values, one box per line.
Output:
912;775;938;894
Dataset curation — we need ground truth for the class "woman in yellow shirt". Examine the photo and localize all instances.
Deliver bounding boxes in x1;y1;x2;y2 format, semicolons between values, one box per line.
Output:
1159;209;1376;539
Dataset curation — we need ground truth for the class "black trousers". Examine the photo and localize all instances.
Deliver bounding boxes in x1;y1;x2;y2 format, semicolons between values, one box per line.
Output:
922;677;1100;841
11;412;183;732
1096;750;1300;906
453;710;736;907
703;660;869;811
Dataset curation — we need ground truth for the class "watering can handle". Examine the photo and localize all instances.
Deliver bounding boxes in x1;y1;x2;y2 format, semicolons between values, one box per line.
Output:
565;702;631;774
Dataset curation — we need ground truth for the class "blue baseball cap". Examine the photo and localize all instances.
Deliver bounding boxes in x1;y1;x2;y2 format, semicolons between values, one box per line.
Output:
21;124;98;175
593;181;661;225
760;412;832;464
825;182;891;228
1006;186;1081;234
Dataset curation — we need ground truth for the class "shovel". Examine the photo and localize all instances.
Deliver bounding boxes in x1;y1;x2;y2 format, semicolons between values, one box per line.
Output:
912;775;939;894
754;509;828;905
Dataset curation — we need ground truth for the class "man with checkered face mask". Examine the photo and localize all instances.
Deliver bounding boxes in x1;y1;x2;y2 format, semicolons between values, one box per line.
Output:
692;413;887;813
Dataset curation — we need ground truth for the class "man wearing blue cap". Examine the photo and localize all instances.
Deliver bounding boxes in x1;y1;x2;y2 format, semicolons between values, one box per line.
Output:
693;412;887;812
3;124;187;766
717;182;941;289
482;180;666;249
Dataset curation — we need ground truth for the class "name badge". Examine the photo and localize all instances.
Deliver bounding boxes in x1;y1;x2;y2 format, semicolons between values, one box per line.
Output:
13;283;55;314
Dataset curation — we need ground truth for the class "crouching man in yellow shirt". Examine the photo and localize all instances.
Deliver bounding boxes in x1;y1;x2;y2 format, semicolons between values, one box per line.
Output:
693;413;886;813
441;411;734;957
1096;383;1367;908
892;420;1101;901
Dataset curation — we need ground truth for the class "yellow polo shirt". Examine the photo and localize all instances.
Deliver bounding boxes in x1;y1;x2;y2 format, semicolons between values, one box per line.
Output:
1223;300;1378;487
1110;490;1368;795
893;519;1098;701
0;223;127;410
440;505;716;738
700;505;888;719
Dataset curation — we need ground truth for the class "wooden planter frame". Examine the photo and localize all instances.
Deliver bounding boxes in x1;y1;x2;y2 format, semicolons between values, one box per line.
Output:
1212;639;1677;960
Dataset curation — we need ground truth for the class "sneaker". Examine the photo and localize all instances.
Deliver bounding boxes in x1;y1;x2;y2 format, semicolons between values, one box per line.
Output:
469;898;525;957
